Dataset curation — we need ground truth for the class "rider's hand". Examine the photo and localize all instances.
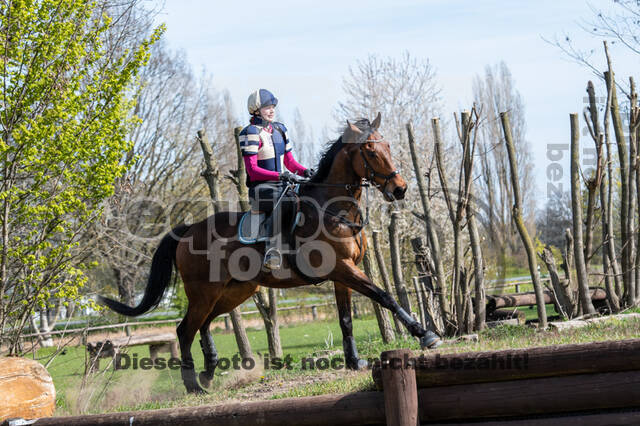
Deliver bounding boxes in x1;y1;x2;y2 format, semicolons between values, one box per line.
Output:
303;168;315;178
279;170;306;183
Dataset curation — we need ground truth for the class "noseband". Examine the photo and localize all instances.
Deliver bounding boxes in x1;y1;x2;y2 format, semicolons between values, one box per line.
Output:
359;136;399;194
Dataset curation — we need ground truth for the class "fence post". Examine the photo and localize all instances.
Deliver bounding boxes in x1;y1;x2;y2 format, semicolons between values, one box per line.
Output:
224;316;230;332
311;305;318;320
381;349;419;426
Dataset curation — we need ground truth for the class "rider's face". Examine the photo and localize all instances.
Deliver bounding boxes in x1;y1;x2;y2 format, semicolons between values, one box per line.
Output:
259;105;276;122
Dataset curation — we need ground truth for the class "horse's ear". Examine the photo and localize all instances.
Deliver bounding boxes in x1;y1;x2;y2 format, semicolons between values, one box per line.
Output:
347;120;363;134
371;112;381;130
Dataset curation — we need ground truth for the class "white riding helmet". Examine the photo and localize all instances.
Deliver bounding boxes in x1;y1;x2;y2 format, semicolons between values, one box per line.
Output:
247;89;278;115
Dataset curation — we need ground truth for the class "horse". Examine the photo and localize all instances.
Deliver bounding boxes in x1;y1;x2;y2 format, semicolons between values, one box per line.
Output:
99;112;442;393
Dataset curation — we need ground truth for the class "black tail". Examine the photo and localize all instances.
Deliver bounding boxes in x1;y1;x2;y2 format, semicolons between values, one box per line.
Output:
98;224;191;317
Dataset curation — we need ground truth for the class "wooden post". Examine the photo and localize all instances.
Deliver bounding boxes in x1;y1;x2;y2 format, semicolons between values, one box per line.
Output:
311;305;318;320
409;237;443;335
380;349;419;426
406;122;450;329
500;112;548;328
197;128;254;359
372;230;405;336
224;316;230;332
412;277;426;328
605;65;634;306
570;114;597;315
388;211;412;313
362;240;395;343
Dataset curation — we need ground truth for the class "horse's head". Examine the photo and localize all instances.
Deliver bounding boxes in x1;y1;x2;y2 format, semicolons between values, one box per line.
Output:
342;113;408;201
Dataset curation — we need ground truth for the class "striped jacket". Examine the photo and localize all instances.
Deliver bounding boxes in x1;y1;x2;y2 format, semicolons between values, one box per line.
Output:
239;116;292;178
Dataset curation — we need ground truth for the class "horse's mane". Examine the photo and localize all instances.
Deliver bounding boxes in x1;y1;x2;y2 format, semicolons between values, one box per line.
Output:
309;118;373;183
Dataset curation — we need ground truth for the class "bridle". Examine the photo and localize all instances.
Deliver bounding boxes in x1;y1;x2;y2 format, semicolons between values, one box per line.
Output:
358;134;399;198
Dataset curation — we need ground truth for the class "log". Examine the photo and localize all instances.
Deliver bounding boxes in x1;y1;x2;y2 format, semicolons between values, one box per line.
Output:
485;319;520;328
486;288;605;312
0;357;55;421
380;349;418;426
90;332;176;348
372;338;640;389
418;370;640;421
486;309;526;324
19;392;385;426
424;409;640;426
549;313;640;331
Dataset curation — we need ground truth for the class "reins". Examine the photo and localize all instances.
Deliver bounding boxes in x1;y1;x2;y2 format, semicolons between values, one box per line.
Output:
292;135;395;232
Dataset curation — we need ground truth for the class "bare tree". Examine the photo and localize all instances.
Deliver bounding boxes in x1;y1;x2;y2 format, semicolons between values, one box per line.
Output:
501;112;548;328
570;113;597;316
473;62;534;273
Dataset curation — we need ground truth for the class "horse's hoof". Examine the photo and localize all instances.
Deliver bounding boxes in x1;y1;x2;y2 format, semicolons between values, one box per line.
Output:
187;384;208;395
199;371;212;388
420;331;442;349
346;358;369;370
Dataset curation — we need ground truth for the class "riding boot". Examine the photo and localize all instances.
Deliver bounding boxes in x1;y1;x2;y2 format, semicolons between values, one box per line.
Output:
263;215;282;271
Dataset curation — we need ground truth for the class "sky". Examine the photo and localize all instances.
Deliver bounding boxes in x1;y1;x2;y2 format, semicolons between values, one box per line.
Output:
153;0;639;204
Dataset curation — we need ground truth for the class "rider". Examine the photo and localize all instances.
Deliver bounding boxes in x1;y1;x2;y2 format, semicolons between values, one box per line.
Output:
238;89;313;270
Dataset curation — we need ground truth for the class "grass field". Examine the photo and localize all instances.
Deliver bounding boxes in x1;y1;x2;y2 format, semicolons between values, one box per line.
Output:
29;310;640;416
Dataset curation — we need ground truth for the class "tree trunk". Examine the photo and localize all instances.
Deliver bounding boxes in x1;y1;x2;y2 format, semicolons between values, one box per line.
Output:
605;70;634;306
229;309;253;359
636;121;640;302
569;114;597;315
409;237;444;335
406;121;450;330
538;246;573;318
197;128;253;359
432;117;464;334
467;211;485;331
38;308;53;348
232;126;251;212
388;211;412;314
563;228;580;317
459;110;485;332
500;112;548;328
253;288;282;358
629;78;639;301
372;230;405;337
362;243;395;343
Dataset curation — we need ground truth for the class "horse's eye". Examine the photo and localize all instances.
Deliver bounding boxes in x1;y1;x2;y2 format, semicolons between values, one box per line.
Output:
367;151;375;158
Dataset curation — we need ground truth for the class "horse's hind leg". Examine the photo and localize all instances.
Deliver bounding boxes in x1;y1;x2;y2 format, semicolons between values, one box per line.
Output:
198;280;260;388
198;314;219;388
334;282;367;370
177;282;222;394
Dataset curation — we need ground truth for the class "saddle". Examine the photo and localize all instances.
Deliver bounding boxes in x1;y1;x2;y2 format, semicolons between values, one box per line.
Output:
238;211;269;244
237;186;302;245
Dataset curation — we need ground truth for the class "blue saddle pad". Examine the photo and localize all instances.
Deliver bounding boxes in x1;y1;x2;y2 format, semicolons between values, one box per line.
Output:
238;211;269;244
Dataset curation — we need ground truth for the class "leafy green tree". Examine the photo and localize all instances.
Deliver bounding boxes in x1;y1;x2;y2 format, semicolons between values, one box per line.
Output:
0;0;162;353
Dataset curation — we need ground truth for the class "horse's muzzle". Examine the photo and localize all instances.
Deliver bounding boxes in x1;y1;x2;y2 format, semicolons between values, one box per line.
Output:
392;185;407;200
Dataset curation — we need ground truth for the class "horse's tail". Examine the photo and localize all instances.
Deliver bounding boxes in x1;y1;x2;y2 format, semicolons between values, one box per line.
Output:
98;224;191;317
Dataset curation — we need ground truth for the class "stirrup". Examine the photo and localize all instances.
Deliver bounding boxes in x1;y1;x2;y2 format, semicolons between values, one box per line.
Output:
263;247;282;271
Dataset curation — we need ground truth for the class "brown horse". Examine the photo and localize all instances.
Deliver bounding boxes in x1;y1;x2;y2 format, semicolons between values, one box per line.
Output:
99;113;441;393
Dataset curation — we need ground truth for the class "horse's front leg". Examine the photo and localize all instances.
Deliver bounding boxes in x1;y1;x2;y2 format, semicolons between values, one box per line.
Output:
333;260;442;349
334;282;368;370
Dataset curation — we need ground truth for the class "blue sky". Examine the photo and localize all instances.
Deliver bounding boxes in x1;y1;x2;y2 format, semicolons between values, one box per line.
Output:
154;0;638;203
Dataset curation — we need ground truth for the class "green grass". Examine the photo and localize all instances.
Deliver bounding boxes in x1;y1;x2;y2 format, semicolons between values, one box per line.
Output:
31;313;640;416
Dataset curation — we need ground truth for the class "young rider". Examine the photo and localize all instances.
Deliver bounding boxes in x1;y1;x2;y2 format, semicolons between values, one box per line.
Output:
238;89;313;270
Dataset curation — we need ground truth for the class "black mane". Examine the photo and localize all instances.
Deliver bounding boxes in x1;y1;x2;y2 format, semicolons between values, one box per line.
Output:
309;118;373;183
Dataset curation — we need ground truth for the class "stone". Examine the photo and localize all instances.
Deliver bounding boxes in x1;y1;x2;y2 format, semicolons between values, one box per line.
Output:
0;357;55;421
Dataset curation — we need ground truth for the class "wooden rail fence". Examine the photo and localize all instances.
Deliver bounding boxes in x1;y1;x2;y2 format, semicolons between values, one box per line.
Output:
5;338;639;425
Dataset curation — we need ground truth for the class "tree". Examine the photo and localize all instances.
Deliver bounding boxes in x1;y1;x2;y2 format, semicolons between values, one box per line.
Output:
0;0;161;352
473;62;534;270
86;40;234;309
